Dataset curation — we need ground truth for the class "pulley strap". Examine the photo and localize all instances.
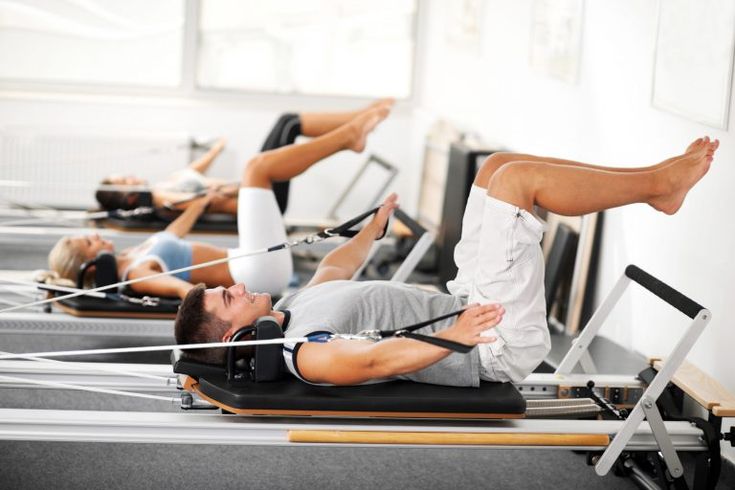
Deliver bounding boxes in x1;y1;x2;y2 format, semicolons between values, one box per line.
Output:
395;331;474;354
382;309;466;336
380;309;473;353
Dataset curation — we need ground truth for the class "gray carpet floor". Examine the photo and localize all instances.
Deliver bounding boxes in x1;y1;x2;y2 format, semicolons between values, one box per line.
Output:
0;442;638;490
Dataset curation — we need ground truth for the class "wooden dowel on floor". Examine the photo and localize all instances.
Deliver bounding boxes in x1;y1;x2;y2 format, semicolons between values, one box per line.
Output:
289;430;610;447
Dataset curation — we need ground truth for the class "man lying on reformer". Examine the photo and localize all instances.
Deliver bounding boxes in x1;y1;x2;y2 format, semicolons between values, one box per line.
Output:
47;102;392;299
94;99;393;215
175;137;719;385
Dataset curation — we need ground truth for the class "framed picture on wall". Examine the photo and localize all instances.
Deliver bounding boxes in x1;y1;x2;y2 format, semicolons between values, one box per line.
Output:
529;0;584;84
652;0;735;129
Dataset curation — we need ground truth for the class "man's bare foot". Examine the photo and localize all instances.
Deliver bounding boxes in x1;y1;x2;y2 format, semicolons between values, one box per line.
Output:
654;136;716;173
685;137;706;154
649;139;718;214
346;106;390;152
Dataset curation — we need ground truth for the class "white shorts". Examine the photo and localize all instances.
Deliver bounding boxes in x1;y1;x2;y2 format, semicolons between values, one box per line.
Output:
227;188;293;295
447;185;551;383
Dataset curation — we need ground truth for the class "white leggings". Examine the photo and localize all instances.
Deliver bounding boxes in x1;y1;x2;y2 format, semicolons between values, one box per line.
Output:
227;188;293;295
447;185;551;383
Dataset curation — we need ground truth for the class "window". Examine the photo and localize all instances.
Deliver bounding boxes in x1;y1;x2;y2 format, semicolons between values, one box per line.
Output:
0;0;184;87
196;0;416;98
0;0;417;98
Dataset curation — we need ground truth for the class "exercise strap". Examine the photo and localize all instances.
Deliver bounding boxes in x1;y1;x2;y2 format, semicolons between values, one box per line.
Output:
352;308;474;354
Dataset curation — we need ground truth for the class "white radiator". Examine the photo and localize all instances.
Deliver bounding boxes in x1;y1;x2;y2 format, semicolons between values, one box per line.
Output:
0;128;191;209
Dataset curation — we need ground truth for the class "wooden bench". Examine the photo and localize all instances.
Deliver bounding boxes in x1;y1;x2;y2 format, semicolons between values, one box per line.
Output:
652;358;735;417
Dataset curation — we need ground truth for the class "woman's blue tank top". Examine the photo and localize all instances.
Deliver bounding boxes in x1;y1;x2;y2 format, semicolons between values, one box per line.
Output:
125;231;193;281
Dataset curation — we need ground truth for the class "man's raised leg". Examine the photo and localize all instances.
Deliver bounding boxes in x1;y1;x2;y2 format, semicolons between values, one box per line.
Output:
450;137;718;297
473;137;717;189
485;137;717;216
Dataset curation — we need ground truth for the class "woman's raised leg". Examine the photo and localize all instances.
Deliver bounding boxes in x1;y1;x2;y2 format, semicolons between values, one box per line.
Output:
242;107;390;189
300;98;394;137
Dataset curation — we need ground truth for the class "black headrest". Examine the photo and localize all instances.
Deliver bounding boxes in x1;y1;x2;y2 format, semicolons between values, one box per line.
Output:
173;316;285;383
136;191;153;208
77;251;118;290
227;316;284;382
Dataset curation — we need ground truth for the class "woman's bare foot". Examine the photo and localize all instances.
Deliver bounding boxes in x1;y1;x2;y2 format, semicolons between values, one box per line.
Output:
649;138;718;214
364;97;395;113
346;106;390;152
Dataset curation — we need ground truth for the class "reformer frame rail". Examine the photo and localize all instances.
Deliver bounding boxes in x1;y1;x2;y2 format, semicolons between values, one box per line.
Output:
0;409;707;450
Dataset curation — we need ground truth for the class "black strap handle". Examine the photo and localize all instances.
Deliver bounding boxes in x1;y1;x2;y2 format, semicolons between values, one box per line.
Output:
379;308;473;353
320;206;381;239
625;265;705;320
382;309;466;336
397;331;473;354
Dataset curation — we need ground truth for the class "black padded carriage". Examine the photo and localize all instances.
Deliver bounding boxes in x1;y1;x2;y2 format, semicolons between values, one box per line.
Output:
174;356;527;419
101;212;238;234
53;294;180;319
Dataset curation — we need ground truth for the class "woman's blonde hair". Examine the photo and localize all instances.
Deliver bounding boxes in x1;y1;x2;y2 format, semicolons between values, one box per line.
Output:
48;237;87;283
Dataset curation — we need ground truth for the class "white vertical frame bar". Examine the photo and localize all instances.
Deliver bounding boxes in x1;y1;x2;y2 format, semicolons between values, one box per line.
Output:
391;231;435;283
555;273;631;375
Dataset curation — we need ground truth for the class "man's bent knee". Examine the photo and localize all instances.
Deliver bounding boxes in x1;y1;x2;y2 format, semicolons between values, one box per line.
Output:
475;152;524;188
486;161;538;212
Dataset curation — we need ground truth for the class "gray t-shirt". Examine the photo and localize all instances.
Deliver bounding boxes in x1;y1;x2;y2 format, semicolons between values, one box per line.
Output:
274;280;480;387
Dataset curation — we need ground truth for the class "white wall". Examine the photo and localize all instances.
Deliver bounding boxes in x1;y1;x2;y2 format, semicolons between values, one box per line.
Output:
417;0;735;462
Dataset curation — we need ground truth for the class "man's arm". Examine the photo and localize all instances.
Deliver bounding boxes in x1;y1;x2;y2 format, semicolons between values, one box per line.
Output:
297;303;504;385
305;193;398;288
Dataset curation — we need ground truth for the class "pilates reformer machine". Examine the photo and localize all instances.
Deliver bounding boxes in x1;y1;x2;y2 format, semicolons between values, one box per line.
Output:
0;154;398;235
0;264;732;490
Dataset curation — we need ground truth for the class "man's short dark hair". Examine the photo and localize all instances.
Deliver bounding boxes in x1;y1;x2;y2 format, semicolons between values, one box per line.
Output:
175;285;230;365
